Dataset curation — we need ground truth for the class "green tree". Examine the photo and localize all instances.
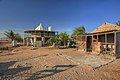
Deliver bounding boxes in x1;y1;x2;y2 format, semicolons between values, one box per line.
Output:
4;30;23;42
4;30;17;41
71;26;86;40
46;38;61;47
58;32;69;47
46;38;55;46
116;20;120;26
15;33;23;42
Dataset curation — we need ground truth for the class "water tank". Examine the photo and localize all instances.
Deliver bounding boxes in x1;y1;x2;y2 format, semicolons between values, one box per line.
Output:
48;26;52;31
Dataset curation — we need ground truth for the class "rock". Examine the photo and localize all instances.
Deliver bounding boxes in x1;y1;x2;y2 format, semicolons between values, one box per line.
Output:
12;49;19;53
57;53;62;56
17;65;21;68
0;50;2;53
44;65;49;68
31;47;37;50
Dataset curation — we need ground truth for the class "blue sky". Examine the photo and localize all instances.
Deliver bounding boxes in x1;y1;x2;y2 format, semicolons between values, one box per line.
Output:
0;0;120;37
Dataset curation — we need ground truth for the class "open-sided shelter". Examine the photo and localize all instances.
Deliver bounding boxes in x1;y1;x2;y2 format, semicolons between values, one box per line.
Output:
77;23;120;55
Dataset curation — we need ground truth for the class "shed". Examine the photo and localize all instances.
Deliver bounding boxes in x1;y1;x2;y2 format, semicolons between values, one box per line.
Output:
77;23;120;56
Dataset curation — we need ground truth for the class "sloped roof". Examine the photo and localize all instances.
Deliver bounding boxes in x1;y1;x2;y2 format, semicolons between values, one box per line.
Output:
35;24;45;30
92;22;120;33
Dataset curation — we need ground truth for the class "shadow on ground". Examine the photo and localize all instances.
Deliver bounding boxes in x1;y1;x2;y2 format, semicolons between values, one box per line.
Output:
0;53;16;56
27;64;76;79
0;61;31;79
18;54;48;62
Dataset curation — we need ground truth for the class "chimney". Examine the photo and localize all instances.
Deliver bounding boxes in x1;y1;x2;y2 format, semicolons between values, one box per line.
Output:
48;26;52;31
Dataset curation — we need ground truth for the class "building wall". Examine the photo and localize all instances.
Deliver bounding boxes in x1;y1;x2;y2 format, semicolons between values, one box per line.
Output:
116;32;120;55
0;41;11;48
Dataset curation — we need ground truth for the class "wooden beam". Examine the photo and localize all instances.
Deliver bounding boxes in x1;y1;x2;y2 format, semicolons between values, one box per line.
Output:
114;32;116;54
92;35;93;52
97;34;98;42
105;34;107;52
92;31;115;35
85;35;87;52
105;33;107;43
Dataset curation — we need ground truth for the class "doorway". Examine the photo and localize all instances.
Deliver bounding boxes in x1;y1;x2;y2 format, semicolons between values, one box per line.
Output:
87;36;92;52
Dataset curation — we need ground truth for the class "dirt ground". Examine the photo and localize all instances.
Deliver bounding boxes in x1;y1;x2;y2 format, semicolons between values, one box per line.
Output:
0;46;120;80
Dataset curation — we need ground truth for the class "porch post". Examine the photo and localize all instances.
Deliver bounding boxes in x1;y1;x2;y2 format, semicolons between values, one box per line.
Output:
85;35;87;52
97;34;98;42
34;35;36;47
114;32;116;54
105;33;107;52
92;35;93;52
105;33;107;43
42;37;45;46
26;37;29;46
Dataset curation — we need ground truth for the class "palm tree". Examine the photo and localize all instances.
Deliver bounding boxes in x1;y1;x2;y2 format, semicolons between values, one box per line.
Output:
4;30;17;41
116;20;120;26
58;32;69;47
46;38;61;47
71;26;86;40
4;30;23;46
46;38;55;46
15;33;23;42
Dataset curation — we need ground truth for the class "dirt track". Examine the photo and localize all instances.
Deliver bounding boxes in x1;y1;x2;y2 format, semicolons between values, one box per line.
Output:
0;46;120;80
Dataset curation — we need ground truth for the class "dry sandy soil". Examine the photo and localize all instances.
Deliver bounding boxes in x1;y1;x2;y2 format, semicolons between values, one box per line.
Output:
0;46;120;80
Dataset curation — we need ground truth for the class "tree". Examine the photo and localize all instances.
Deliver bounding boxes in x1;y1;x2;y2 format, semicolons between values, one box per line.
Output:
116;20;120;26
46;38;55;46
58;32;69;47
71;26;86;40
46;32;69;47
4;30;17;41
46;38;61;47
4;30;23;42
15;33;23;42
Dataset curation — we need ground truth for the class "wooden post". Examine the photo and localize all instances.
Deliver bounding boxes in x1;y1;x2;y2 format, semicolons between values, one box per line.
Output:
86;35;87;52
114;32;116;54
105;33;107;43
105;33;107;52
97;34;98;42
92;35;93;52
